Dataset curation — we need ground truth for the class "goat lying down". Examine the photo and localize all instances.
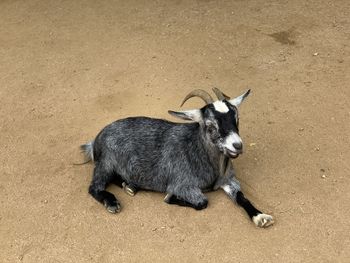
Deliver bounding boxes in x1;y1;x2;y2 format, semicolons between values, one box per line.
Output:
81;88;274;228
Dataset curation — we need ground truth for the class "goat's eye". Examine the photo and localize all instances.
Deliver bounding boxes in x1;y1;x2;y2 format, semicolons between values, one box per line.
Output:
207;125;216;133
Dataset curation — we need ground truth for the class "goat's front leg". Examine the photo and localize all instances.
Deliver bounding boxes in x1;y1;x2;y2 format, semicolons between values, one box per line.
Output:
217;177;274;228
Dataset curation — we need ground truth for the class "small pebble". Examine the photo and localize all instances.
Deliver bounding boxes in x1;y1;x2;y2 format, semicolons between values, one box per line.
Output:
321;174;326;179
313;52;319;56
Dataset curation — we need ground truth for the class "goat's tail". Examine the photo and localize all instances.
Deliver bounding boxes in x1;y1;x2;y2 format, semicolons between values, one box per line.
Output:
74;141;94;165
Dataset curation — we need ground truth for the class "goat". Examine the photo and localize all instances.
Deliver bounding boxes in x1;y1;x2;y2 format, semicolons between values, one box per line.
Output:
80;88;274;228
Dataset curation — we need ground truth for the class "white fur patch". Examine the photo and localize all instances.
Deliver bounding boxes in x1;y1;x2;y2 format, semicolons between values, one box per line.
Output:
253;213;274;228
221;185;231;194
213;101;229;113
223;132;242;151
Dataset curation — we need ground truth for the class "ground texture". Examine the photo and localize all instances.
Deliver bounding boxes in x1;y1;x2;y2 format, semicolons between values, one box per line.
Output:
1;0;349;262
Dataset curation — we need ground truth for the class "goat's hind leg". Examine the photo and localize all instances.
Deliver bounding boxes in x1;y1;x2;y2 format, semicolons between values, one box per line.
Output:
122;182;138;196
111;173;138;197
89;164;121;213
164;185;208;210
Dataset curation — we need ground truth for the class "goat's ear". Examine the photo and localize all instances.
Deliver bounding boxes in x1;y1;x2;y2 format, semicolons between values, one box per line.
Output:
168;109;202;122
228;89;251;107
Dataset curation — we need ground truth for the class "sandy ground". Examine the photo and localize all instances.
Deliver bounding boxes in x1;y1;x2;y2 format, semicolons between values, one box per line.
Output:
1;0;349;262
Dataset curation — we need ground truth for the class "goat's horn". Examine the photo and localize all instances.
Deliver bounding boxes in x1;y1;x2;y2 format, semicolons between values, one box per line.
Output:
212;87;230;100
180;89;214;106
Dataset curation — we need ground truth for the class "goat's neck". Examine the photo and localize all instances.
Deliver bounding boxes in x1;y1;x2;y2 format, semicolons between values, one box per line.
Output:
198;128;229;177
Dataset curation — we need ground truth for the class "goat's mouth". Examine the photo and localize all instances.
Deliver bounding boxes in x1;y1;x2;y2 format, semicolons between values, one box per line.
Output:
226;149;240;159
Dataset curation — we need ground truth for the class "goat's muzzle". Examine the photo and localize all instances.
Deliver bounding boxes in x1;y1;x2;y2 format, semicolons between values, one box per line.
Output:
226;147;243;159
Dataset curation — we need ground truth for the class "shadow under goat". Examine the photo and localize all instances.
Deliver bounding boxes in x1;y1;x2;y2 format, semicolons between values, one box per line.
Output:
80;88;274;228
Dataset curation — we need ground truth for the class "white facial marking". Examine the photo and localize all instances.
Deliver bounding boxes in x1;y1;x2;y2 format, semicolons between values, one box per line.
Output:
223;132;242;151
213;101;229;113
253;213;274;228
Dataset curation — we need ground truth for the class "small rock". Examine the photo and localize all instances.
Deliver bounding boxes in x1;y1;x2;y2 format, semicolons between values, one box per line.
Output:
249;143;256;147
315;147;320;151
321;174;326;179
313;52;319;56
298;128;304;131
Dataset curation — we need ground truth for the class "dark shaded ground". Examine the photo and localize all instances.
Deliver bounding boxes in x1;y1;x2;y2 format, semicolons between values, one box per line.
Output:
1;0;349;262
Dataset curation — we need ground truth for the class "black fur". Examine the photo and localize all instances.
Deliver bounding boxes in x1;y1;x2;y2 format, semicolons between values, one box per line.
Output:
236;191;261;219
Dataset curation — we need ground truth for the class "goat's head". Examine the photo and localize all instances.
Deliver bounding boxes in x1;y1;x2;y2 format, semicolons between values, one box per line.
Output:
168;88;250;159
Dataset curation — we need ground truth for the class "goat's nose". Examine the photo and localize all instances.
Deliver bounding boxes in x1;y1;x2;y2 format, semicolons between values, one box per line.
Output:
233;143;243;152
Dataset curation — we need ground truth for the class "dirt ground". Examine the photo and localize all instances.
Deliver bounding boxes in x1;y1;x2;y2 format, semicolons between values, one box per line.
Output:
1;0;349;262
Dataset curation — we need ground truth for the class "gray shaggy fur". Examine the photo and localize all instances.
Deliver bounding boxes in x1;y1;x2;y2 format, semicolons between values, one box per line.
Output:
87;117;222;206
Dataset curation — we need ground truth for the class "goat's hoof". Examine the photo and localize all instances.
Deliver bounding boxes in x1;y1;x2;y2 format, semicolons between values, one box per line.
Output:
163;193;172;203
253;213;274;228
104;200;121;214
194;199;208;210
122;182;136;196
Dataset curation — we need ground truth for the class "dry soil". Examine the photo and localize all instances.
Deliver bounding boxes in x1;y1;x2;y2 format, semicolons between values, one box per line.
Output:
1;0;349;262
